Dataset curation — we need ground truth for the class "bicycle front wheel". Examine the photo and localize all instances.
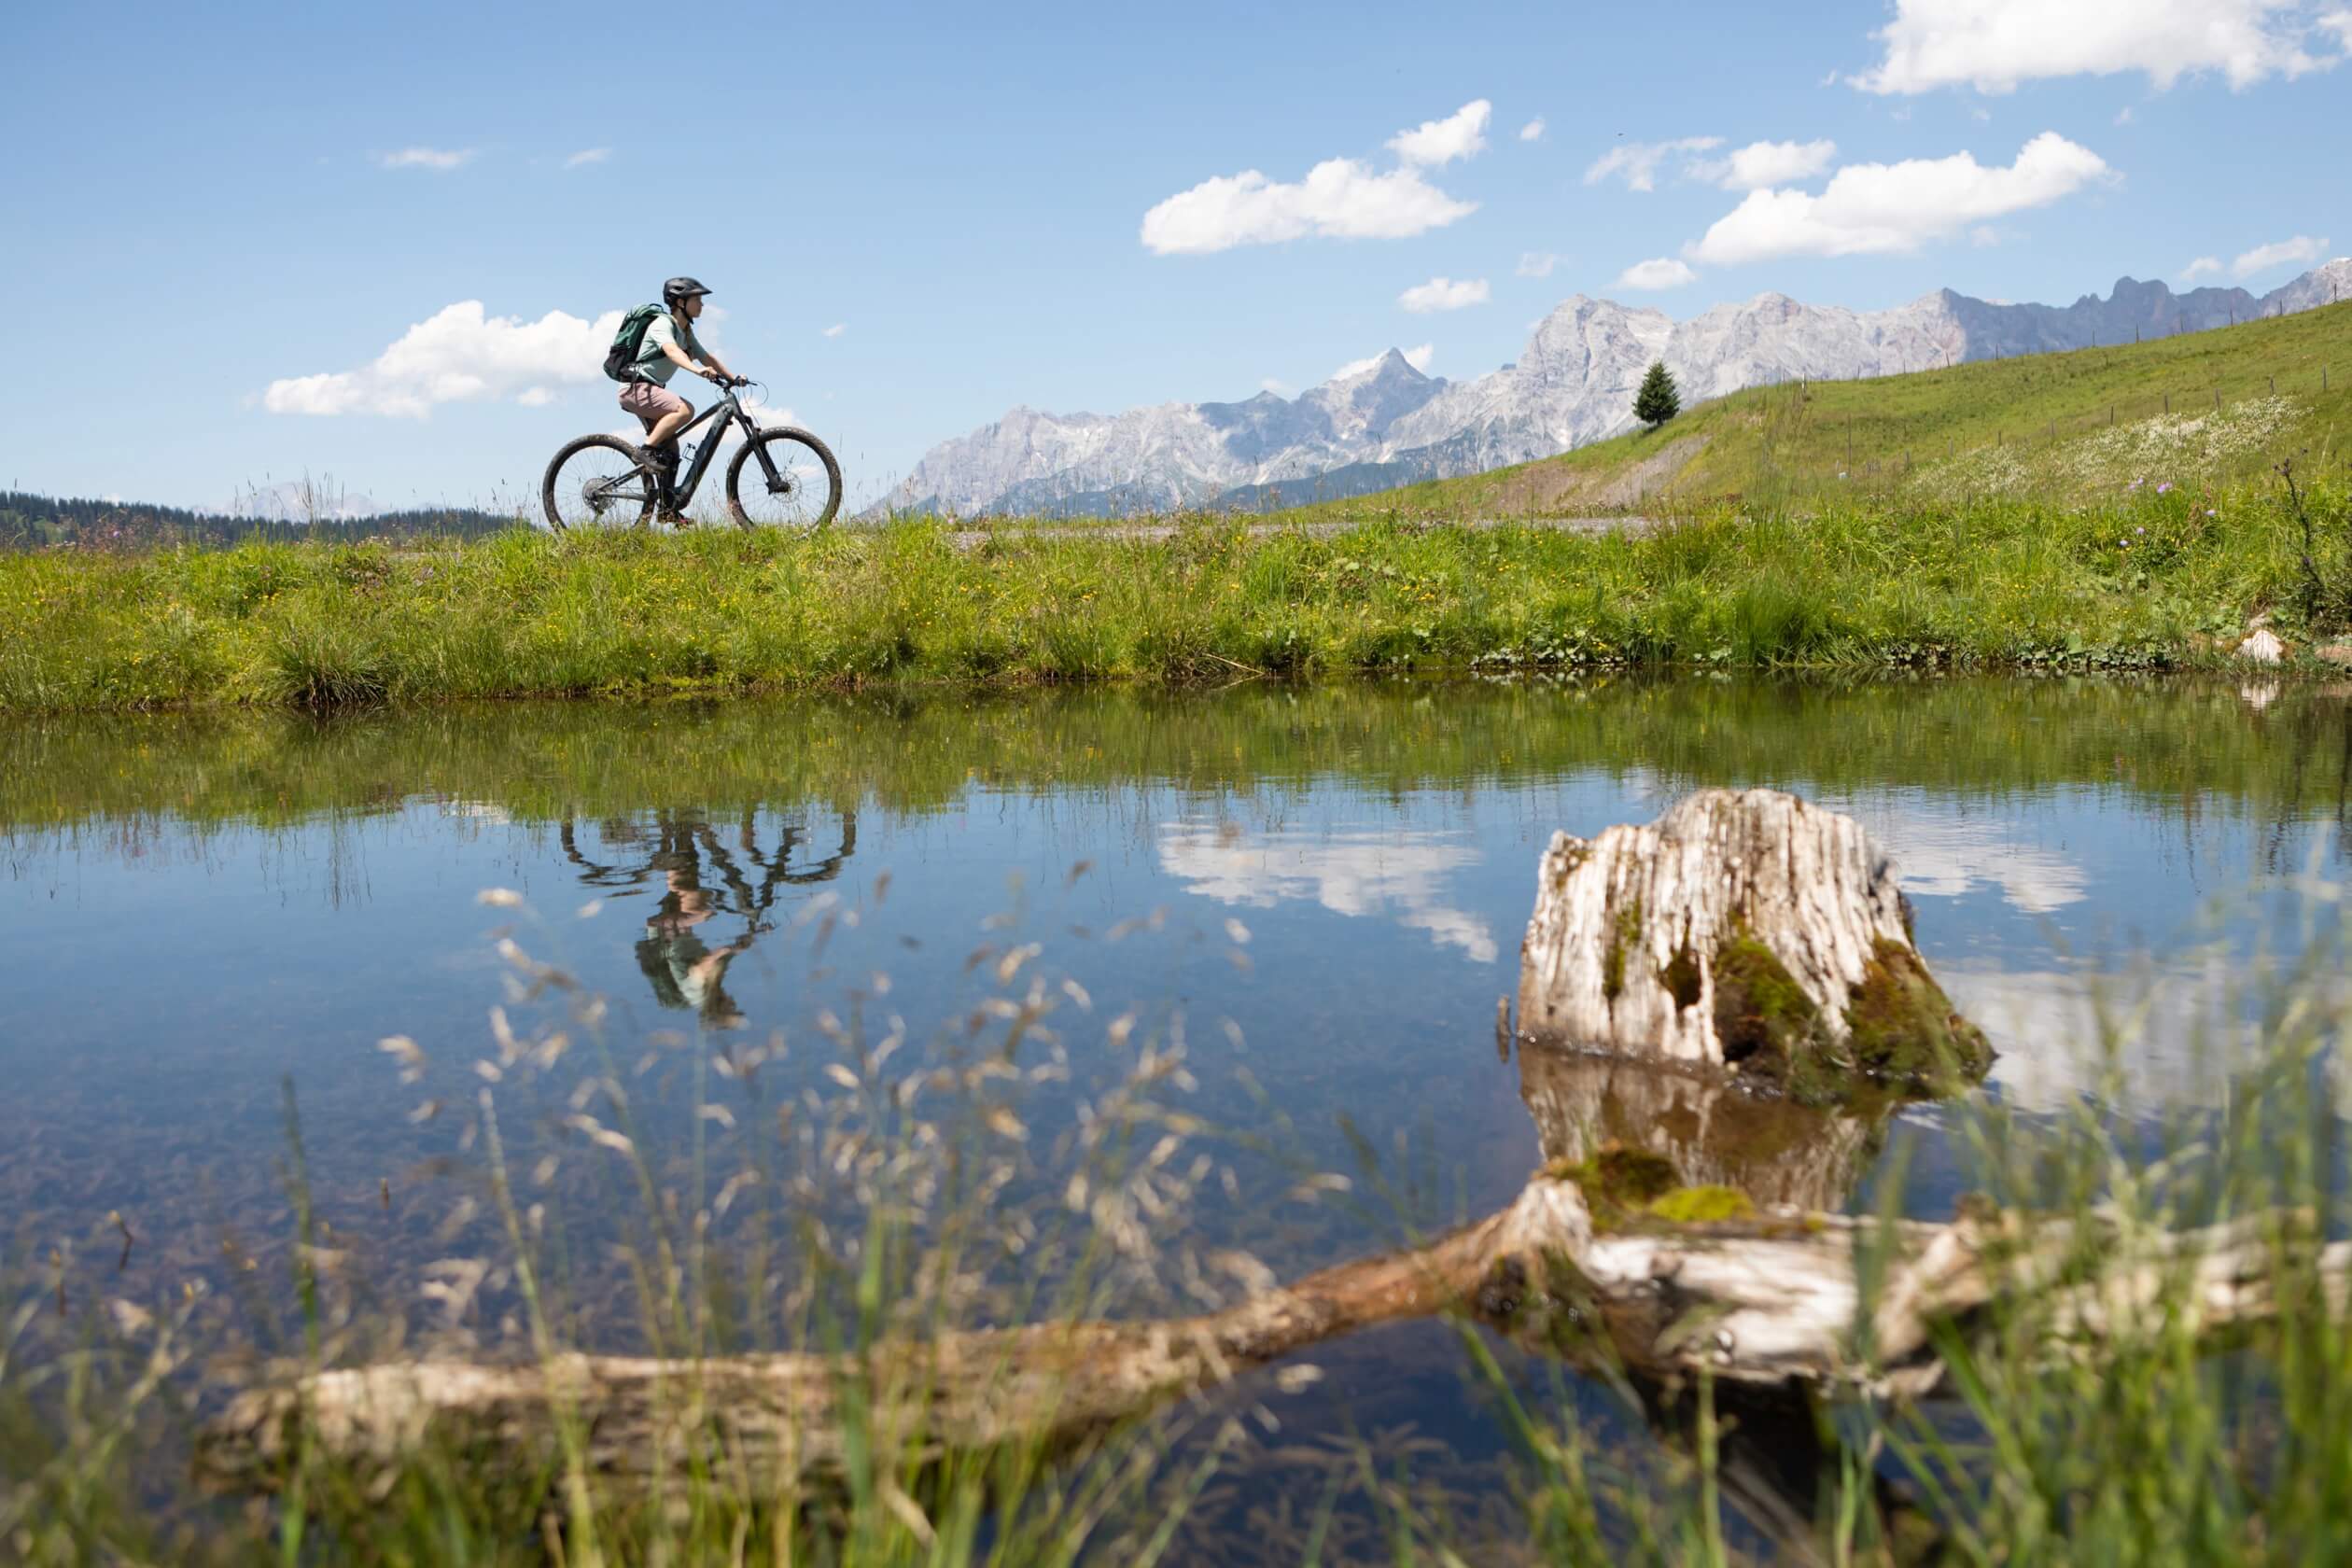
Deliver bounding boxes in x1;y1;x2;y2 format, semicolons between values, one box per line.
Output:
543;434;658;532
726;427;842;531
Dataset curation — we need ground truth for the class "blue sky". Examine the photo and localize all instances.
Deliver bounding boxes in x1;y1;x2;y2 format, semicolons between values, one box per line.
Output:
7;0;2347;511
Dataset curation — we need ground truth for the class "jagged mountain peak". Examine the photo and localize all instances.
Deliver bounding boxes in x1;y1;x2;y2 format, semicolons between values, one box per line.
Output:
876;261;2349;519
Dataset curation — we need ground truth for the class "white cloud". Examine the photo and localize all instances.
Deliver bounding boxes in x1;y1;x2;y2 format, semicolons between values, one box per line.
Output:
821;322;847;338
1404;343;1434;371
2114;105;2136;124
1969;224;2003;245
1260;377;1295;396
2181;255;2225;280
1397;275;1491;312
1142;160;1476;255
2233;232;2331;276
563;147;609;169
1686;132;2111;265
1516;250;1561;277
1852;0;2349;93
263;301;622;418
1616;257;1699;290
1583;135;1723;192
1519;117;1546;142
1387;100;1491;166
1688;138;1838;190
378;147;475;172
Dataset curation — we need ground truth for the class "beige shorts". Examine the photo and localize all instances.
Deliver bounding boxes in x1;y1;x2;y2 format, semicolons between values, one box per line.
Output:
618;379;690;432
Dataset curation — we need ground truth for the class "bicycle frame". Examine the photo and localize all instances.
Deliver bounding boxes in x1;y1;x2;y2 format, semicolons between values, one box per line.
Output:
647;385;772;511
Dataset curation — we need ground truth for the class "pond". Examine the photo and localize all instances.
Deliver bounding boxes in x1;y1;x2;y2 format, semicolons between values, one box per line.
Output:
4;676;2347;1556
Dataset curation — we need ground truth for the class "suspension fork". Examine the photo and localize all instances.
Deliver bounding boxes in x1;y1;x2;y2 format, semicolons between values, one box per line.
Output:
747;412;790;490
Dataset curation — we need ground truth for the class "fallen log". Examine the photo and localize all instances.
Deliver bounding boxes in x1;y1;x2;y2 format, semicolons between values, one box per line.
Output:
196;1174;2350;1499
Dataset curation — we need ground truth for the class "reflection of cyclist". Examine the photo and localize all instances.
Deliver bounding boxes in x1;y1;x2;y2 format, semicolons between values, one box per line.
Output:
559;806;858;1029
639;863;756;1028
617;277;741;522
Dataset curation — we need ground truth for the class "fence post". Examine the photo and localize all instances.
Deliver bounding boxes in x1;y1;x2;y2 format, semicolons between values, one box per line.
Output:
2213;388;2220;409
2163;393;2170;413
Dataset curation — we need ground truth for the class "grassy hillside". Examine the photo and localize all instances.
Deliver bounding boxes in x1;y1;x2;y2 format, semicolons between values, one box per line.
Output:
1310;297;2352;520
4;465;2348;713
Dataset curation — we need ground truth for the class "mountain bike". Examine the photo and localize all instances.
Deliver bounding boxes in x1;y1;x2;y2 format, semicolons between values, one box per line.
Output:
541;377;843;532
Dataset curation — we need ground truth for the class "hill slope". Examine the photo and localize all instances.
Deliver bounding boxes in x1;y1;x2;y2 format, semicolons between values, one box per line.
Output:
882;261;2351;518
1313;292;2352;520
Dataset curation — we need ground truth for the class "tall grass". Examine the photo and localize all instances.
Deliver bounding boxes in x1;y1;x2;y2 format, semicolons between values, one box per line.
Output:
1;874;1277;1564
2;469;2348;715
7;852;2351;1562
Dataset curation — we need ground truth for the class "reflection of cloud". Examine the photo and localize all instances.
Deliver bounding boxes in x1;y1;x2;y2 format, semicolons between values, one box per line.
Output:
1824;800;2088;914
1158;824;1498;963
1941;959;2283;1114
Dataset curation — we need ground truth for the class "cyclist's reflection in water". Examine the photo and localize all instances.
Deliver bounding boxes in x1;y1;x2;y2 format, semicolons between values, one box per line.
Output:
558;807;857;1028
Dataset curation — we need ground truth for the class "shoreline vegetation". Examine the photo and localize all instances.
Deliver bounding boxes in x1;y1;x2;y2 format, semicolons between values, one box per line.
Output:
3;472;2348;715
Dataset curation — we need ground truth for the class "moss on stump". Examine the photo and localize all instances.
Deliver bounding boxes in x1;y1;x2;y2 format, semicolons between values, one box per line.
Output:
1842;937;1995;1090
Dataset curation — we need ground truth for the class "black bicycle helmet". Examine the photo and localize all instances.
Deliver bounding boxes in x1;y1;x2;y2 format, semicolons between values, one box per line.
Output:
662;276;713;307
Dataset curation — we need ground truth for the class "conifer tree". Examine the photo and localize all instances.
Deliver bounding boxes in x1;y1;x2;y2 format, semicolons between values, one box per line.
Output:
1633;360;1681;428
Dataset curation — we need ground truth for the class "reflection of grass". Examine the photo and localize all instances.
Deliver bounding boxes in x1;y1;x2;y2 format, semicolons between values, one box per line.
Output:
4;677;2344;847
2;461;2348;716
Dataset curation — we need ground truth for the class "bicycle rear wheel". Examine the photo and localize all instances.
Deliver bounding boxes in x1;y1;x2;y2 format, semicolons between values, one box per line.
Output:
543;435;658;531
726;427;842;531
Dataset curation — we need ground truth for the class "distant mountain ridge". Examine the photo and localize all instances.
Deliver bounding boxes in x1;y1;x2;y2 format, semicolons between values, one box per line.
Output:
879;259;2352;517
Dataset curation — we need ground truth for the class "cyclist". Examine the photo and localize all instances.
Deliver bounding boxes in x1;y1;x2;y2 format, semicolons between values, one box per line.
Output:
617;276;742;519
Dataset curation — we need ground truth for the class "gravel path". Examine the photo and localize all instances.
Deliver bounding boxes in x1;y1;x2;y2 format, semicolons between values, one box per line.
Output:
939;514;1657;549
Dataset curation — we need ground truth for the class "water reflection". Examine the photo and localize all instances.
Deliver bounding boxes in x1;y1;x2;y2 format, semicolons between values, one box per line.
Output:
1862;804;2089;915
1516;1045;1882;1212
559;807;857;1028
1158;823;1500;962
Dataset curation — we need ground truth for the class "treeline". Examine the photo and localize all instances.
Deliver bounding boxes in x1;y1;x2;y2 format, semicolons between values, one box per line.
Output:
0;491;521;551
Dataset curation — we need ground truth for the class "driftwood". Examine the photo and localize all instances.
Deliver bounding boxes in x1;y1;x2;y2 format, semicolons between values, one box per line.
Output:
1518;790;1989;1097
197;1174;2350;1499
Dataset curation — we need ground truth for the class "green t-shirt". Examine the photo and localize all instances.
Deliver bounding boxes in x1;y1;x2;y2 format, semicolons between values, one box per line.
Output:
634;313;707;386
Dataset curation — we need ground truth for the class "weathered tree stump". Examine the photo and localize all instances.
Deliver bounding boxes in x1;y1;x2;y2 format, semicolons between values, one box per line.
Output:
1517;789;1989;1099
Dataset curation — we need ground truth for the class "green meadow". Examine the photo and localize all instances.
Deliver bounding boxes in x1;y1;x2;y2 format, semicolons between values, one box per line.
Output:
0;469;2345;714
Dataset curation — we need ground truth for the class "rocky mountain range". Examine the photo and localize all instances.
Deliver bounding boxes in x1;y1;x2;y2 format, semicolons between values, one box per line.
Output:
877;259;2352;517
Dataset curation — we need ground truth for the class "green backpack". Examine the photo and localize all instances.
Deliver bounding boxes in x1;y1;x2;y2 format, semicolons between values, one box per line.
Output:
602;303;665;383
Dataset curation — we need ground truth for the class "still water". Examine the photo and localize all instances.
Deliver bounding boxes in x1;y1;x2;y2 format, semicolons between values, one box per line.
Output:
3;678;2346;1550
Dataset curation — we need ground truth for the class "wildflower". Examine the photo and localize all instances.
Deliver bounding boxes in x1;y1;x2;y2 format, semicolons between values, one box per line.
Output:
2135;526;2145;535
2205;509;2219;518
2157;481;2174;495
2129;479;2144;491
